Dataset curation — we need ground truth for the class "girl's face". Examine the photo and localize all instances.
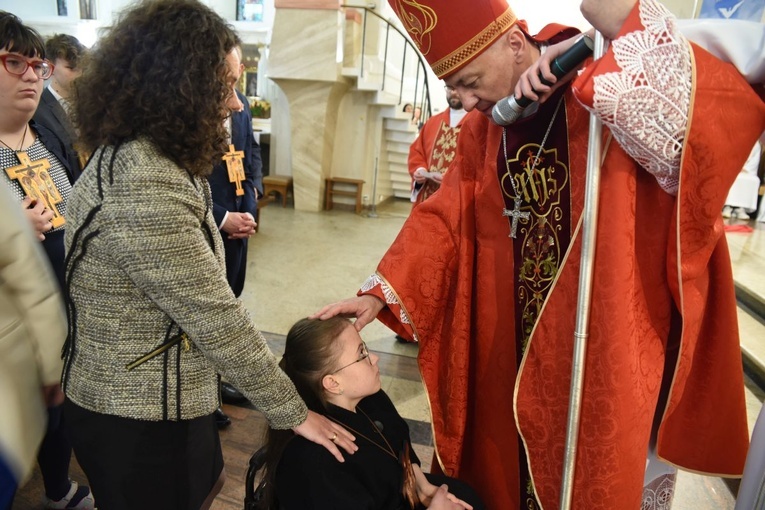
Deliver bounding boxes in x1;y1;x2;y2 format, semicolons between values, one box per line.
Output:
328;325;381;404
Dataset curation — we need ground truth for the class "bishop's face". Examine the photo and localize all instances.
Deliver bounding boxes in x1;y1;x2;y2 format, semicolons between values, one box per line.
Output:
443;29;528;119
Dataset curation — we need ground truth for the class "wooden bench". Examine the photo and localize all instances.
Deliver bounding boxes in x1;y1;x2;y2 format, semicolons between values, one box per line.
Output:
325;177;365;214
262;175;293;207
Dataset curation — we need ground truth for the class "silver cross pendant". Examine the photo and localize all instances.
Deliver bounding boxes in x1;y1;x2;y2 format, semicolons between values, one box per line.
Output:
502;197;530;239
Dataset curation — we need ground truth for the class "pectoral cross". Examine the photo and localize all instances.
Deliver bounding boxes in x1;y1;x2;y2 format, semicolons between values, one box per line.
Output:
5;151;65;228
502;197;529;239
222;144;245;196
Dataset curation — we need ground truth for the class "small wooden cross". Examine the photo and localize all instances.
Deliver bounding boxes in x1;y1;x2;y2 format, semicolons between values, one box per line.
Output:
5;151;65;228
222;144;245;196
502;197;530;239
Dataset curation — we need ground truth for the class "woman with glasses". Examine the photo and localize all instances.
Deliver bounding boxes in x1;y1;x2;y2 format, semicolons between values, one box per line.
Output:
0;11;95;510
259;317;485;510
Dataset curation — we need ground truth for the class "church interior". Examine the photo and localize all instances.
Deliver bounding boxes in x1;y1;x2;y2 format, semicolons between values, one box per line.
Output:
4;0;765;509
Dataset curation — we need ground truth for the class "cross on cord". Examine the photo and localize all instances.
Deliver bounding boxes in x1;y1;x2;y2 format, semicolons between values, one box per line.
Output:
222;144;246;196
502;197;530;239
5;151;66;228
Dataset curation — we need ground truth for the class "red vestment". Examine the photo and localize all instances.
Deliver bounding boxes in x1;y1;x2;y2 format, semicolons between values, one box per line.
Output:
362;3;765;508
408;109;465;205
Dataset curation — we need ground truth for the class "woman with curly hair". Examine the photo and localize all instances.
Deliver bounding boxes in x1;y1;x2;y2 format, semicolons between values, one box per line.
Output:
61;1;355;509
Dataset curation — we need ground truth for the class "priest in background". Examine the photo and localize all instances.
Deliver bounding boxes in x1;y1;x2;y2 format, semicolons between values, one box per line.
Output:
408;87;467;206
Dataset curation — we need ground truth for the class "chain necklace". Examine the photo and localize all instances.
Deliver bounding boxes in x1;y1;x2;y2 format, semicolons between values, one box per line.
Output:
328;407;420;508
328;409;397;460
501;96;564;239
0;123;29;154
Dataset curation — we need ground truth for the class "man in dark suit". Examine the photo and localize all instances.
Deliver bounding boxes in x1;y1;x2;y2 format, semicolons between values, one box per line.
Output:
209;44;263;426
209;44;263;298
32;34;86;178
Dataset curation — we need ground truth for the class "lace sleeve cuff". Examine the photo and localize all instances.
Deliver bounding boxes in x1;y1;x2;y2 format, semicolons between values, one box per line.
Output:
359;274;418;341
573;0;692;195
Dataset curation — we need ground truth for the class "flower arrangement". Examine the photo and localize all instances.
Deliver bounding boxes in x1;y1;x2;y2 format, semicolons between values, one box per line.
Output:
249;97;271;119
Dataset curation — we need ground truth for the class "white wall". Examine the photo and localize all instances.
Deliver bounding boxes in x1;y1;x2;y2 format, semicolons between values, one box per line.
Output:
5;0;275;47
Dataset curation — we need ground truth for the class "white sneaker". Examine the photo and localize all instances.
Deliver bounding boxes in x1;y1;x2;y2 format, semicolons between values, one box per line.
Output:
733;208;751;220
722;206;732;218
44;481;96;510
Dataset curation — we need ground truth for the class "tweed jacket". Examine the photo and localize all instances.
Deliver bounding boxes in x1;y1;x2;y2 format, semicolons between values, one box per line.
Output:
63;139;307;427
0;182;66;484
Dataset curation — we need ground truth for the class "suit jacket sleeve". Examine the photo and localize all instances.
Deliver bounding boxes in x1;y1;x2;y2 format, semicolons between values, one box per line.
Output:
212;201;228;227
237;91;262;215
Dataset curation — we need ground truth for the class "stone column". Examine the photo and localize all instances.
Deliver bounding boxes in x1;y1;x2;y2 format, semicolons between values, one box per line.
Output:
269;0;349;211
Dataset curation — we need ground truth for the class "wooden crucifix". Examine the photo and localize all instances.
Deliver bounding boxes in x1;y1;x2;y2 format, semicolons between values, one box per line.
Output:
222;144;246;196
5;151;65;228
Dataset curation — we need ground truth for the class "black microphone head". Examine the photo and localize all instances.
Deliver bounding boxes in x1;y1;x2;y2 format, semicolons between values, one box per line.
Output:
492;96;526;126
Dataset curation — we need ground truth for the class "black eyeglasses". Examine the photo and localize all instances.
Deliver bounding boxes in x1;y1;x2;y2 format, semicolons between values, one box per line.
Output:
331;341;371;374
0;54;54;80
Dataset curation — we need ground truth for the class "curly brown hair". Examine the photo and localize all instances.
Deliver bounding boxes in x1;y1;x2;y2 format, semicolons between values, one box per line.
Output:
71;0;237;176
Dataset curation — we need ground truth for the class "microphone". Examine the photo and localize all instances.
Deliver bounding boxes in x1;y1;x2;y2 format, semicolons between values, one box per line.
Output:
492;34;594;126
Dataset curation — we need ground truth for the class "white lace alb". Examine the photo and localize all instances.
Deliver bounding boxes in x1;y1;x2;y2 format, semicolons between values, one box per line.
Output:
360;274;412;327
589;0;692;195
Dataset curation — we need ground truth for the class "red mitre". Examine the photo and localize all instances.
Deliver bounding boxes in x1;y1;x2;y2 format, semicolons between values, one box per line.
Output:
388;0;518;78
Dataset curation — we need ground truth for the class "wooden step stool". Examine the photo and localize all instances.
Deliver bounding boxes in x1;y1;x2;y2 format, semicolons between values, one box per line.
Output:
262;175;293;207
325;177;365;214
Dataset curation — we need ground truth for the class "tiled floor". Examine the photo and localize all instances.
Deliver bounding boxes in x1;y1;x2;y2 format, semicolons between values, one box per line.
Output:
13;200;765;509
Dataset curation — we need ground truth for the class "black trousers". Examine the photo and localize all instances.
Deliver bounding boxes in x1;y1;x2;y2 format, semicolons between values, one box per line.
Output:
64;399;223;510
221;236;248;298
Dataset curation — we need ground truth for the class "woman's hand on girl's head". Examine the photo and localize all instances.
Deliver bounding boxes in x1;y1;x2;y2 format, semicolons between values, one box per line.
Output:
292;410;358;462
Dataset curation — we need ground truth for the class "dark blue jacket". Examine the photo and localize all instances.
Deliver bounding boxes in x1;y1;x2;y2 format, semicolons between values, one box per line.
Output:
32;88;83;178
208;90;262;226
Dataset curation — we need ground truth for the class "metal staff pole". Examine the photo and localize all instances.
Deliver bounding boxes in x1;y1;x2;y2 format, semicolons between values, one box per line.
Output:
559;31;606;510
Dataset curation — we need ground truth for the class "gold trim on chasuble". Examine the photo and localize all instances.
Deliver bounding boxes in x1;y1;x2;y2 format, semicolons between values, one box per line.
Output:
502;142;570;353
428;122;461;174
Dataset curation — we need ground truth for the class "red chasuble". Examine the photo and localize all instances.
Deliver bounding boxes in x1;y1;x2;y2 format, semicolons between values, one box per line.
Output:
361;3;765;508
408;109;464;205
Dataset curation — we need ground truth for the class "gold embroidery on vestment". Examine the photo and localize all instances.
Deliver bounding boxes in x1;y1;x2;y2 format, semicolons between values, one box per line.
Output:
502;142;570;351
394;0;437;56
428;121;460;174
